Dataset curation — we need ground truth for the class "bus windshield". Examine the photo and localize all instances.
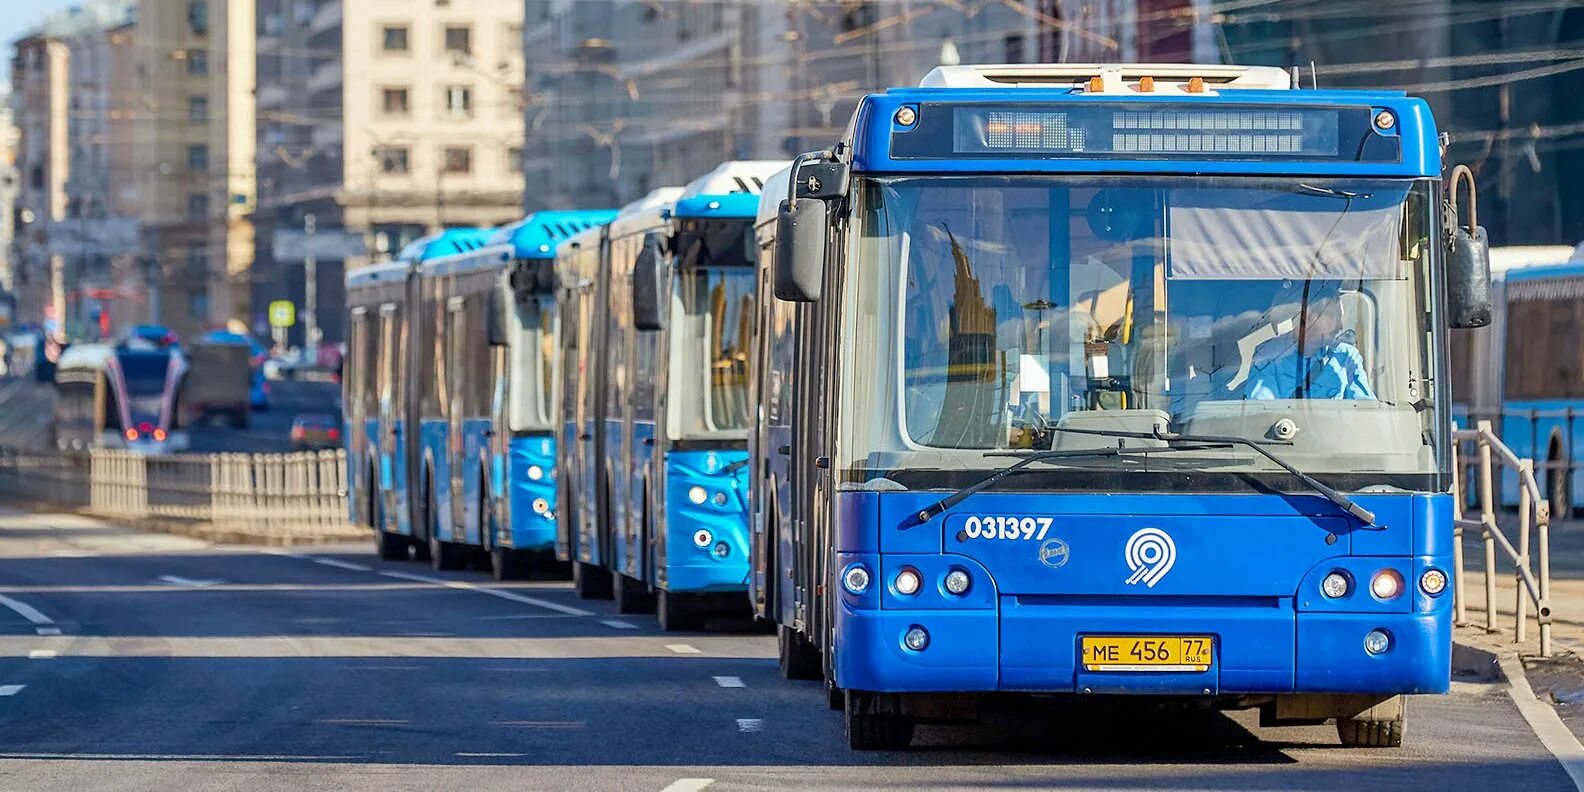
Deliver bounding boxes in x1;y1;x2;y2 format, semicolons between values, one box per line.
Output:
670;266;754;439
118;351;172;422
508;293;556;432
838;175;1444;492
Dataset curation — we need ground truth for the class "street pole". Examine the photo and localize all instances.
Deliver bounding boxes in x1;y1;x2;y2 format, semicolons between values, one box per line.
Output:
303;213;318;361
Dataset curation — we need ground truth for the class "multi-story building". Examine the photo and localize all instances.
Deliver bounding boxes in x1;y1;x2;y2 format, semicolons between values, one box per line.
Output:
0;100;19;307
253;0;525;347
133;0;256;342
11;30;71;334
522;0;1218;211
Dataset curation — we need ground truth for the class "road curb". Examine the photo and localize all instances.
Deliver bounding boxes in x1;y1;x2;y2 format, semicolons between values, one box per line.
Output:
1495;651;1584;791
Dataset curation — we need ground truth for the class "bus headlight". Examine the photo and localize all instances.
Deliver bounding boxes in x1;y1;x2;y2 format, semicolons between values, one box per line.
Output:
712;491;728;506
893;568;921;596
692;529;713;548
1420;568;1448;596
1370;569;1404;600
944;569;971;595
713;541;730;559
527;465;544;481
1321;572;1350;599
531;498;549;514
842;565;870;595
903;625;929;651
688;486;708;505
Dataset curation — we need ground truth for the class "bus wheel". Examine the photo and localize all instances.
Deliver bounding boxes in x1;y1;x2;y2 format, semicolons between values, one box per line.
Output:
572;561;613;600
844;690;914;750
1336;698;1405;748
777;625;822;680
1549;443;1571;517
614;574;656;614
374;528;407;561
657;590;703;632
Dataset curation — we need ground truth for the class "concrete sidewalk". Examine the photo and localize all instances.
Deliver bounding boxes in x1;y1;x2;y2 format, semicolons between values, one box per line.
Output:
1458;517;1584;656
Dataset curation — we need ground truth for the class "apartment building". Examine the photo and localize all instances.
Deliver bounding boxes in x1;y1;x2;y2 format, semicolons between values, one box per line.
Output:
10;31;71;333
133;0;256;341
253;0;525;347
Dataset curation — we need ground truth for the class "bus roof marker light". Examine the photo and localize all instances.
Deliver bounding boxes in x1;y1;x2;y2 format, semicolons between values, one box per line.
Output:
894;106;916;127
1374;109;1396;130
1087;76;1104;93
1137;75;1155;93
1187;76;1205;94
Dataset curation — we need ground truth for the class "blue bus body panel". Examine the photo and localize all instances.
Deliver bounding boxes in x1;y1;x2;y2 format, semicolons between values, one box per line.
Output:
673;193;762;220
457;416;492;546
849;89;1440;178
615;419;658;580
831;490;1452;696
660;449;751;593
1496;399;1584;507
386;419;411;537
506;434;557;552
419;419;451;540
491;210;620;260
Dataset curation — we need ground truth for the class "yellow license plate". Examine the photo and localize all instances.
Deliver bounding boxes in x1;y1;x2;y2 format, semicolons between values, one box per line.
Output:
1081;635;1214;672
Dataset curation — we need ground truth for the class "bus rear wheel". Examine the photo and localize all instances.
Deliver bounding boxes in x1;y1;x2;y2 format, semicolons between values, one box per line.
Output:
572;561;613;600
777;625;822;680
844;690;914;750
1336;715;1404;747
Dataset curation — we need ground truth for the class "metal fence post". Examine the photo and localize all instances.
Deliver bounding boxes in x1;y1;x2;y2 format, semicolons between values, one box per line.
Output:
1477;420;1498;633
1451;428;1467;626
1517;459;1532;643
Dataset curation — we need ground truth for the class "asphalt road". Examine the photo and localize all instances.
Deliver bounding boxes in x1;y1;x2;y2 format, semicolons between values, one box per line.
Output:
185;378;340;454
0;510;1573;791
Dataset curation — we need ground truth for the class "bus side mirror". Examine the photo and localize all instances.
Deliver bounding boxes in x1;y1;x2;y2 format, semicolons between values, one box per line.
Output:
1446;165;1492;329
632;232;667;331
774;198;827;302
486;288;509;347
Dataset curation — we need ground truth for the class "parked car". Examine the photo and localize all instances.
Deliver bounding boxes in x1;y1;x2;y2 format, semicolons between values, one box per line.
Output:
289;413;340;450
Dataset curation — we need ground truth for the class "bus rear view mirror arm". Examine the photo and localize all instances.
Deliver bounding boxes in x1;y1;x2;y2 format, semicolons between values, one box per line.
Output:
1446;164;1493;329
632;232;668;331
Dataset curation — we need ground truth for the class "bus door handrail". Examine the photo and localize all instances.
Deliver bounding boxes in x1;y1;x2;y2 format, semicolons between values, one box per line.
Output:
1452;420;1553;656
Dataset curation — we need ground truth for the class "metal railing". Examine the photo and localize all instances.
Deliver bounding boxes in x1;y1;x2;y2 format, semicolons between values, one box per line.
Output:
0;447;357;543
1453;420;1554;656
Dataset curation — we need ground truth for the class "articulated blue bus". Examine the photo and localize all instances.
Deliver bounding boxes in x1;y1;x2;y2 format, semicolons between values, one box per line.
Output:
345;228;495;564
556;161;786;630
750;63;1491;749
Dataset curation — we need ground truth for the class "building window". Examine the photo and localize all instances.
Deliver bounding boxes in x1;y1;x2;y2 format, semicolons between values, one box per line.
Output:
187;144;209;170
376;146;410;175
380;87;410;116
188;1;209;35
504;24;524;56
441;146;472;175
188;193;210;218
187;49;208;75
381;25;409;53
507;147;522;173
188;96;209;122
443;25;472;56
443;85;473;118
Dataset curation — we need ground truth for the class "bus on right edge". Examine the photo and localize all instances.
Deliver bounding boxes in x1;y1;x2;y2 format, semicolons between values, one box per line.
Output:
749;63;1493;750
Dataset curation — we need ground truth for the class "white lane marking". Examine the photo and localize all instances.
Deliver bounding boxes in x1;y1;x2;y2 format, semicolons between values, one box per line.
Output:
712;676;745;688
27;650;56;660
0;686;24;696
316;718;409;726
489;720;585;730
310;558;372;572
157;575;223;588
660;780;716;792
1499;653;1584;791
456;752;525;758
0;595;54;626
666;644;701;655
377;569;594;617
601;619;639;630
735;718;763;733
35;628;60;636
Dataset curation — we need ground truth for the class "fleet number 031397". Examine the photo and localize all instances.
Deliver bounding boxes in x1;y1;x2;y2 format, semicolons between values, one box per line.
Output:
961;516;1055;541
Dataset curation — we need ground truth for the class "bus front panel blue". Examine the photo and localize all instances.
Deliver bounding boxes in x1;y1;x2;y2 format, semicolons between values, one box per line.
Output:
507;434;557;552
661;449;750;593
831;490;1452;696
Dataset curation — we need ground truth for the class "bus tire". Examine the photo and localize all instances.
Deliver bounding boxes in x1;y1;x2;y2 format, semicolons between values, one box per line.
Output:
1336;714;1404;748
844;690;914;750
572;561;613;600
374;529;407;561
614;574;656;614
657;590;703;632
777;624;822;680
1548;438;1571;517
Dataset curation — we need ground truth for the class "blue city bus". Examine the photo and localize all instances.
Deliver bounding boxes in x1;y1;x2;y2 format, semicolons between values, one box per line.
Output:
557;162;786;630
749;63;1491;749
1452;249;1584;514
344;228;493;564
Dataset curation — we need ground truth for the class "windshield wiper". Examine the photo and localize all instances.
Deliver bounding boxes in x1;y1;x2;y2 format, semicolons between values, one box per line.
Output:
907;442;1234;528
1294;183;1372;200
719;458;750;476
1050;425;1381;529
